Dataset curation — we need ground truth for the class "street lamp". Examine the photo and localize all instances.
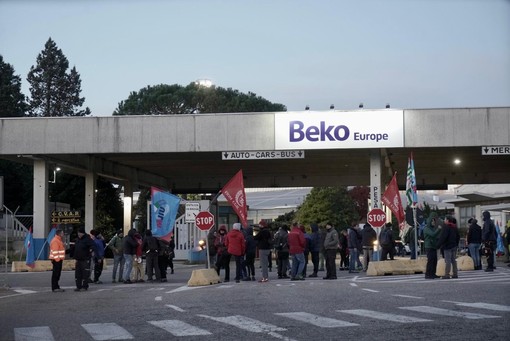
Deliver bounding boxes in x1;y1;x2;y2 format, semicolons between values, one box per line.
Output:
49;167;61;184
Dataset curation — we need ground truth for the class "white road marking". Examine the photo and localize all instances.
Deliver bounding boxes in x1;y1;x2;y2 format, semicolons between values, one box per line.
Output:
350;283;358;287
399;306;501;319
165;304;185;312
148;320;211;336
443;301;510;312
155;296;162;301
392;294;424;299
275;312;358;327
14;326;54;341
13;289;37;294
338;309;432;323
81;323;133;340
165;285;201;294
362;289;379;293
198;314;286;333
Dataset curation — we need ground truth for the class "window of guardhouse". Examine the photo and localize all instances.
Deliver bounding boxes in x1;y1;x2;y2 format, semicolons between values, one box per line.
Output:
218;205;239;230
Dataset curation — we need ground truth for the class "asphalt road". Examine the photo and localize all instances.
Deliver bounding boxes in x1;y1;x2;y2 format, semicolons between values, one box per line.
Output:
1;259;509;341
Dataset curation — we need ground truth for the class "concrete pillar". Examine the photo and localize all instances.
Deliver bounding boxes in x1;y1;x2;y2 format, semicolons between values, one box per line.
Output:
84;172;96;233
33;160;49;259
123;182;133;234
370;150;382;210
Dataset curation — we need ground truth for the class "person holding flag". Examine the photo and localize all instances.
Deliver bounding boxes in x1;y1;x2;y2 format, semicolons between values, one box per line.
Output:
49;229;66;292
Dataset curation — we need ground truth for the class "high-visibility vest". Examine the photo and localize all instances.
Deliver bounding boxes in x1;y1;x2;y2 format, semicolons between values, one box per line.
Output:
49;236;65;261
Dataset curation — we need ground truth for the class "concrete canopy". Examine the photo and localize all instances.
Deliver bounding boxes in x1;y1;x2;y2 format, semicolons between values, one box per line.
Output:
1;107;509;192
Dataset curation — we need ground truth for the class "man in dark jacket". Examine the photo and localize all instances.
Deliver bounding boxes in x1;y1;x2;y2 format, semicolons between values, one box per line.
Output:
437;216;460;279
254;221;272;282
467;217;482;270
122;229;138;284
424;212;441;279
308;224;321;277
274;225;290;279
482;210;497;272
142;230;161;282
361;223;377;272
324;223;339;279
73;227;94;292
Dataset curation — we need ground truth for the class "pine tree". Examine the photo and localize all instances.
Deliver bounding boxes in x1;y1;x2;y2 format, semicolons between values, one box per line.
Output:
0;55;27;117
27;38;90;117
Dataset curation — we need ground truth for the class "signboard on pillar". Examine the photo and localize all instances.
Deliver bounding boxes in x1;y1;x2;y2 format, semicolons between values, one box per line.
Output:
370;150;381;209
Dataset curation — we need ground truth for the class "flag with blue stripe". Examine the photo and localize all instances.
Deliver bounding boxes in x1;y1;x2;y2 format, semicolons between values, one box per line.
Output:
150;188;180;242
406;153;418;207
24;227;35;268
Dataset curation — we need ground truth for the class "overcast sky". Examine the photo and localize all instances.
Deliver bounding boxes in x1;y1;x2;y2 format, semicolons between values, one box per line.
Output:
1;0;509;116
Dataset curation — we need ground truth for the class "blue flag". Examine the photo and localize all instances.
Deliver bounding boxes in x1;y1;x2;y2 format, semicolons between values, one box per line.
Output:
150;187;180;242
46;227;56;245
496;221;505;254
24;227;35;268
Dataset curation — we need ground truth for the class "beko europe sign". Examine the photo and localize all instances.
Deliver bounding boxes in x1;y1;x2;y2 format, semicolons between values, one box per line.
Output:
274;110;404;150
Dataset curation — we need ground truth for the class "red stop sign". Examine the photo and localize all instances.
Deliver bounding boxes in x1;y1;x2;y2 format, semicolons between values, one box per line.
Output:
367;208;386;228
195;211;215;231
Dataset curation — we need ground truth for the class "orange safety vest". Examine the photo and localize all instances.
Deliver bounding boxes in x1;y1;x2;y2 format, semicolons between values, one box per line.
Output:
49;235;65;262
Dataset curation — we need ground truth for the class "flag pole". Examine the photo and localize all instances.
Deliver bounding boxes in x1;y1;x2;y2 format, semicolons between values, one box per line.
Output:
413;205;418;259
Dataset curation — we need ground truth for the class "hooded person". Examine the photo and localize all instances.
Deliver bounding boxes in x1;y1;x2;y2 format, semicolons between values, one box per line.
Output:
73;227;94;291
254;220;273;282
437;215;460;279
307;223;321;277
243;225;257;281
214;225;231;282
423;212;442;279
361;223;377;271
122;229;138;284
481;211;497;271
467;217;482;270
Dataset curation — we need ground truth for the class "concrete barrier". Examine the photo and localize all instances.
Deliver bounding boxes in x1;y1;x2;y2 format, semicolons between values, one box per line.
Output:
187;269;221;286
11;259;108;272
366;258;427;276
436;255;474;276
12;260;76;272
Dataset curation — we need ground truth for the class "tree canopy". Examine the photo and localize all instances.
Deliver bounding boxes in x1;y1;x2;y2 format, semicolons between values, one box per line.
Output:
27;38;90;117
295;187;359;229
113;82;286;115
0;55;27;117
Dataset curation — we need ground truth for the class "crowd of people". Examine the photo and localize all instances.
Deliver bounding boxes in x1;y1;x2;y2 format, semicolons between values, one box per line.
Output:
48;210;509;291
49;227;176;292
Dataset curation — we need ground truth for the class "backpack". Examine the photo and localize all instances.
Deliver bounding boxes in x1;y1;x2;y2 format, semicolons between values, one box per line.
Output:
380;229;391;246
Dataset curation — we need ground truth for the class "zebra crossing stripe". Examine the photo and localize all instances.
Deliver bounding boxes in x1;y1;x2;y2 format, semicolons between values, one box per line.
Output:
275;312;358;327
14;326;55;341
445;302;510;312
338;309;432;323
399;306;501;319
81;323;134;340
198;314;286;333
148;320;211;336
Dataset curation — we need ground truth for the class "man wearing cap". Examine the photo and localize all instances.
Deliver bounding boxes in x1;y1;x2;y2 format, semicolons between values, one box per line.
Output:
73;227;94;291
49;229;66;292
108;229;124;283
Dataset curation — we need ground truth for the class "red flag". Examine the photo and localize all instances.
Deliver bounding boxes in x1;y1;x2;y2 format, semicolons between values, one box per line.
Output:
221;170;248;227
381;173;405;227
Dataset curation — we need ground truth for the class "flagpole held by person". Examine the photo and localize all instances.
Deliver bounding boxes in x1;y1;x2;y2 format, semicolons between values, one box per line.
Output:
406;153;419;259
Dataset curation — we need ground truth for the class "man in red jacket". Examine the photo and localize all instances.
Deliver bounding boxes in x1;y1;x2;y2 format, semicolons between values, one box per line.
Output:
226;223;246;283
288;222;306;281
